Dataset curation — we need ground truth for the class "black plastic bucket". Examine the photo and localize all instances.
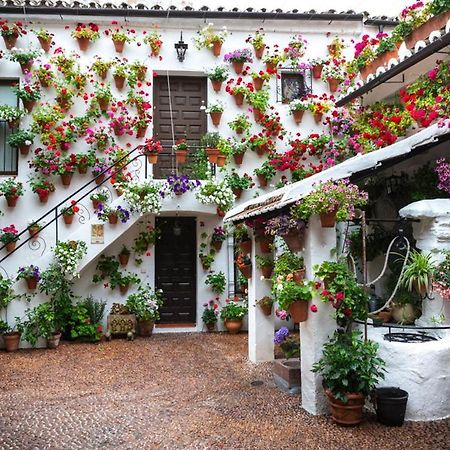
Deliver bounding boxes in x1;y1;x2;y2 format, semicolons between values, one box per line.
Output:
375;387;408;426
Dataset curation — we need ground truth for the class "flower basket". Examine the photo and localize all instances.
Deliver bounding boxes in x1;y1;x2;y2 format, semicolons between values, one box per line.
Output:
5;241;16;252
211;80;222;92
239;239;251;254
258;236;273;253
312;64;323;79
119;253;129;266
238;263;252;279
289;300;308;323
22;99;36;113
293;268;306;284
3;35;18;50
206;148;219;164
224;319;242;334
176;150;188;164
60;173;73;186
38;36;52;52
319;210;337;228
146;152;159;164
113;39;125;53
265;62;276;71
232;61;244;74
19;144;31;155
328;77;340;93
76;37;90;51
292;110;305;124
5;195;18;207
232;188;243;199
108;213;118;224
254;45;265;59
211;241;223;252
405;11;450;49
98;98;109;112
37;191;50;203
211;41;222;57
253;77;264;91
234;92;244;106
282;229;305;252
210;112;222;126
63;213;74;225
19;61;33;74
260;265;273;278
114;75;126;90
256;174;268;188
216;155;226;167
233;153;244;165
25;277;38;290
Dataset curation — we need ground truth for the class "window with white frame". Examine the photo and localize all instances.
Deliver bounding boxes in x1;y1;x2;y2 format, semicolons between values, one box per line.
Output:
0;80;19;175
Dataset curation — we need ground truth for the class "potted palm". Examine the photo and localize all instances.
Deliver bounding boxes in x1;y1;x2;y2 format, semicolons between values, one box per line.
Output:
220;298;248;334
277;280;313;323
202;300;219;331
0;178;24;207
126;285;163;336
312;331;385;426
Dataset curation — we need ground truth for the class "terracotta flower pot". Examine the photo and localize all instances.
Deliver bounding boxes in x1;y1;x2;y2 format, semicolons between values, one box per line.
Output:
5;195;19;207
216;155;226;167
292;110;305;124
211;80;222;92
151;47;161;57
114;75;126;90
325;389;365;426
233;153;244;165
211;241;223;252
3;332;21;352
77;164;88;174
313;112;323;124
60;173;73;186
235;127;244;135
239;239;252;254
108;213;118;224
5;241;16;252
238;263;252;279
8;120;19;130
328;77;340;93
224;319;242;334
38;191;50;203
176;150;188;164
136;126;147;138
312;64;323;79
19;60;33;74
292;268;306;285
206;148;220;164
115;187;124;197
205;322;215;332
22;99;36;113
257;174;268;188
405;11;450;49
113;39;125;53
258;236;273;253
253;77;264;91
253;108;264;123
289;300;308;323
76;37;90;51
254;45;265;59
47;332;61;349
97;97;109;112
265;62;277;72
234;92;244;106
92;199;102;210
211;41;222;57
38;36;52;52
3;35;18;50
95;173;105;185
232;60;244;74
256;145;266;157
216;208;225;217
119;253;129;266
260;265;273;278
56;97;70;111
63;214;74;225
19;144;31;155
146;153;158;164
29;226;40;238
327;43;338;55
259;302;272;316
138;319;154;337
25;277;38;290
282;229;305;253
98;69;108;80
319;210;337;228
232;188;243;199
119;284;129;295
210;111;222;126
136;67;147;81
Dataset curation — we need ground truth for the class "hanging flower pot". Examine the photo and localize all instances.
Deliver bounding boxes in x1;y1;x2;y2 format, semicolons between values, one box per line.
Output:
216;154;227;167
56;97;70;111
289;300;308;323
211;241;223;252
37;191;50;203
216;208;225;217
92;199;102;210
5;241;16;252
3;35;18;50
210;112;222;126
327;43;338;55
76;37;90;51
319;210;337;228
146;152;159;164
232;60;244;74
258;236;273;253
224;319;242;334
60;173;73;186
119;283;129;295
98;69;108;80
292;110;305;124
8;120;19;130
282;229;305;252
405;11;450;49
253;77;264;91
254;45;265;59
239;239;251;254
22;99;36;113
29;226;40;238
119;253;129;266
95;174;105;185
238;263;252;279
63;213;74;225
232;188;243;199
38;37;52;52
113;39;125;53
206;148;219;164
19;144;31;156
136;126;147;139
97;98;109;112
258;298;272;316
328;77;340;93
151;47;161;57
19;61;33;74
77;164;88;175
257;174;268;188
115;187;124;197
253;108;264;123
136;67;147;81
235;127;244;135
256;145;266;157
260;265;273;279
38;76;51;88
313;112;323;124
292;268;306;285
233;153;244;165
108;213;118;224
211;41;222;57
25;276;38;290
5;195;19;207
312;64;323;79
114;75;126;90
234;92;244;106
176;150;188;164
265;62;276;72
211;80;222;92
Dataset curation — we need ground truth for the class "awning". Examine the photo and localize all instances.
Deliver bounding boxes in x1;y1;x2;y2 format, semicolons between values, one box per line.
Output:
224;121;450;223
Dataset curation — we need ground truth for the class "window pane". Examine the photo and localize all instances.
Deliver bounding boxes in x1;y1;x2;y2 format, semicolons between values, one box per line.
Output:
0;82;19;174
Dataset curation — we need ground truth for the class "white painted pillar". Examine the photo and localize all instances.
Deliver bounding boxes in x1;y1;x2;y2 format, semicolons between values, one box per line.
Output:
300;214;337;415
248;229;274;362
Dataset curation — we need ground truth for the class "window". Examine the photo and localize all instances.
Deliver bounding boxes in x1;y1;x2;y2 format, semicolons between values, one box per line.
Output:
0;80;19;175
277;70;312;103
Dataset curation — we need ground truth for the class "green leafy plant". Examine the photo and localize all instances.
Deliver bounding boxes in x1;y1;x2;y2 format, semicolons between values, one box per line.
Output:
205;271;227;295
126;284;163;321
255;255;273;269
401;250;435;294
202;299;219;324
273;252;304;277
18;302;57;346
276;280;313;311
93;255;120;282
220;298;248;320
205;65;229;82
254;161;276;181
200;132;221;149
7;129;35;148
67;302;103;342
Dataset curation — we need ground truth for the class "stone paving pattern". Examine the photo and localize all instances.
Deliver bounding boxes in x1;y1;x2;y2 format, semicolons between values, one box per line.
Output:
0;333;449;450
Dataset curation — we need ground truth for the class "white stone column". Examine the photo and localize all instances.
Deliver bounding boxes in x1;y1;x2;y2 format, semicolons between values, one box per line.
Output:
300;214;337;415
248;229;274;362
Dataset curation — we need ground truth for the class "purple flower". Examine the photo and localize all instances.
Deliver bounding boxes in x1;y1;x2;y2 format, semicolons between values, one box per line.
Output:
223;48;253;63
274;327;289;345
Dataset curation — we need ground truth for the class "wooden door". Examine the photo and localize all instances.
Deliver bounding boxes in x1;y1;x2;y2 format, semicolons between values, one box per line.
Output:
155;217;197;323
153;76;207;179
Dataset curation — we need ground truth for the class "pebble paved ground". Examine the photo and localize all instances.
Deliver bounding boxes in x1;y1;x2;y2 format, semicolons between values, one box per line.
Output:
1;333;449;450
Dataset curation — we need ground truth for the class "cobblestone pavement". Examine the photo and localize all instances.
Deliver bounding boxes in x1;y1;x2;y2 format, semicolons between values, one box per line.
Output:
1;333;449;450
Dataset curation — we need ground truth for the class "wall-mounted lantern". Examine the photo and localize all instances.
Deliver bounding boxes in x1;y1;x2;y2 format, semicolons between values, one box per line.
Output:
174;32;188;62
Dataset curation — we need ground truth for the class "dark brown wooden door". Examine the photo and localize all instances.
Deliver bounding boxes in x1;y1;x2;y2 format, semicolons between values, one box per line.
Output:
155;217;197;323
153;76;207;179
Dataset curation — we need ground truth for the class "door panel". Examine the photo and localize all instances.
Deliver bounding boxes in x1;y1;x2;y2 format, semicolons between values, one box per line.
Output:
155;217;197;323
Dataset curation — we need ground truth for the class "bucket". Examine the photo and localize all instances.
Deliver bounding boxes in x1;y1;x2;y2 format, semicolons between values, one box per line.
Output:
375;387;408;426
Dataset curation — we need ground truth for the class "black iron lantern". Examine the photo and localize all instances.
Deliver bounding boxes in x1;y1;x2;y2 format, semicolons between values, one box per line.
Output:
174;32;188;62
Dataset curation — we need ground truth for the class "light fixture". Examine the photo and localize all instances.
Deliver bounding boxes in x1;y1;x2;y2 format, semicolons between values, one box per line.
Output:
199;100;206;111
174;31;188;62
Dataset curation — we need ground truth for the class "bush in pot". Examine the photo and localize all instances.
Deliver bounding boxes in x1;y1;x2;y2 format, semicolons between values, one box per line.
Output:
312;330;386;426
220;297;248;334
0;178;25;207
275;280;313;323
126;284;163;336
205;271;227;296
202;299;219;331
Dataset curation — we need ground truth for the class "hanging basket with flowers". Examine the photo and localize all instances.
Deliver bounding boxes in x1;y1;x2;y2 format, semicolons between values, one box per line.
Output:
0;225;20;252
144;30;163;56
71;22;100;50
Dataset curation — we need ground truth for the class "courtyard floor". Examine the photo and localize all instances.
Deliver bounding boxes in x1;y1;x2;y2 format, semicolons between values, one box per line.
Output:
0;333;449;450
